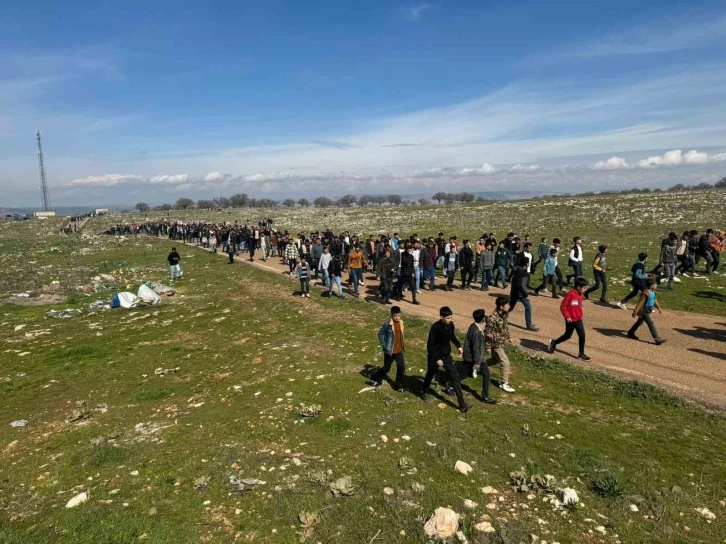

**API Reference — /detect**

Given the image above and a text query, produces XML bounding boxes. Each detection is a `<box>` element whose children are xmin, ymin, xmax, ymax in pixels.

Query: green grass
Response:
<box><xmin>1</xmin><ymin>215</ymin><xmax>725</xmax><ymax>543</ymax></box>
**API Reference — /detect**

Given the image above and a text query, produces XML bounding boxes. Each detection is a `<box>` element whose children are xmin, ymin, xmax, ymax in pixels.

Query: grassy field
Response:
<box><xmin>1</xmin><ymin>215</ymin><xmax>725</xmax><ymax>543</ymax></box>
<box><xmin>90</xmin><ymin>190</ymin><xmax>726</xmax><ymax>317</ymax></box>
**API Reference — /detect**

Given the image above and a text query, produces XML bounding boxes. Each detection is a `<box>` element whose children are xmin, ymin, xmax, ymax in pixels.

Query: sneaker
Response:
<box><xmin>413</xmin><ymin>300</ymin><xmax>421</xmax><ymax>305</ymax></box>
<box><xmin>599</xmin><ymin>299</ymin><xmax>608</xmax><ymax>304</ymax></box>
<box><xmin>626</xmin><ymin>333</ymin><xmax>639</xmax><ymax>340</ymax></box>
<box><xmin>578</xmin><ymin>354</ymin><xmax>591</xmax><ymax>361</ymax></box>
<box><xmin>547</xmin><ymin>339</ymin><xmax>556</xmax><ymax>353</ymax></box>
<box><xmin>459</xmin><ymin>402</ymin><xmax>473</xmax><ymax>413</ymax></box>
<box><xmin>306</xmin><ymin>294</ymin><xmax>311</xmax><ymax>298</ymax></box>
<box><xmin>681</xmin><ymin>273</ymin><xmax>690</xmax><ymax>278</ymax></box>
<box><xmin>655</xmin><ymin>337</ymin><xmax>667</xmax><ymax>345</ymax></box>
<box><xmin>500</xmin><ymin>383</ymin><xmax>516</xmax><ymax>393</ymax></box>
<box><xmin>616</xmin><ymin>302</ymin><xmax>627</xmax><ymax>310</ymax></box>
<box><xmin>420</xmin><ymin>392</ymin><xmax>435</xmax><ymax>403</ymax></box>
<box><xmin>527</xmin><ymin>326</ymin><xmax>540</xmax><ymax>332</ymax></box>
<box><xmin>481</xmin><ymin>397</ymin><xmax>497</xmax><ymax>405</ymax></box>
<box><xmin>300</xmin><ymin>293</ymin><xmax>305</xmax><ymax>297</ymax></box>
<box><xmin>552</xmin><ymin>294</ymin><xmax>560</xmax><ymax>299</ymax></box>
<box><xmin>368</xmin><ymin>380</ymin><xmax>381</xmax><ymax>387</ymax></box>
<box><xmin>360</xmin><ymin>280</ymin><xmax>365</xmax><ymax>285</ymax></box>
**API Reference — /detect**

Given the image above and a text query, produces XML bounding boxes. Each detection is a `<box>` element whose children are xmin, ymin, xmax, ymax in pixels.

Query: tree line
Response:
<box><xmin>134</xmin><ymin>177</ymin><xmax>726</xmax><ymax>212</ymax></box>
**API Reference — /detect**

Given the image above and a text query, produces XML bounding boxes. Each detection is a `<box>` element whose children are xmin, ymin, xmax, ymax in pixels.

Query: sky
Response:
<box><xmin>2</xmin><ymin>0</ymin><xmax>726</xmax><ymax>206</ymax></box>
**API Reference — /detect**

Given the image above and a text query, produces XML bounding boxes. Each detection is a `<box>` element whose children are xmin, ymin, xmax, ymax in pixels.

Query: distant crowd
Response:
<box><xmin>106</xmin><ymin>219</ymin><xmax>725</xmax><ymax>410</ymax></box>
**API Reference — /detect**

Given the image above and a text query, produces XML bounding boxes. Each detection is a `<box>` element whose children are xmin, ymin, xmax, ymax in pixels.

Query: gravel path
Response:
<box><xmin>189</xmin><ymin>244</ymin><xmax>726</xmax><ymax>410</ymax></box>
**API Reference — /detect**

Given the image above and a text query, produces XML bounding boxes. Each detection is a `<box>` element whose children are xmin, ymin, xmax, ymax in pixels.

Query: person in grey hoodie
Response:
<box><xmin>311</xmin><ymin>238</ymin><xmax>324</xmax><ymax>279</ymax></box>
<box><xmin>463</xmin><ymin>309</ymin><xmax>496</xmax><ymax>404</ymax></box>
<box><xmin>479</xmin><ymin>242</ymin><xmax>494</xmax><ymax>291</ymax></box>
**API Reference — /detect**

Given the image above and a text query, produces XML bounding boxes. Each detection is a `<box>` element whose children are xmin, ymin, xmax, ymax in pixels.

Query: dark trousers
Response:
<box><xmin>380</xmin><ymin>277</ymin><xmax>393</xmax><ymax>302</ymax></box>
<box><xmin>299</xmin><ymin>278</ymin><xmax>310</xmax><ymax>295</ymax></box>
<box><xmin>629</xmin><ymin>312</ymin><xmax>658</xmax><ymax>339</ymax></box>
<box><xmin>446</xmin><ymin>270</ymin><xmax>456</xmax><ymax>288</ymax></box>
<box><xmin>394</xmin><ymin>275</ymin><xmax>417</xmax><ymax>300</ymax></box>
<box><xmin>372</xmin><ymin>352</ymin><xmax>405</xmax><ymax>388</ymax></box>
<box><xmin>535</xmin><ymin>274</ymin><xmax>558</xmax><ymax>296</ymax></box>
<box><xmin>422</xmin><ymin>355</ymin><xmax>465</xmax><ymax>407</ymax></box>
<box><xmin>553</xmin><ymin>319</ymin><xmax>586</xmax><ymax>355</ymax></box>
<box><xmin>554</xmin><ymin>266</ymin><xmax>564</xmax><ymax>289</ymax></box>
<box><xmin>585</xmin><ymin>270</ymin><xmax>607</xmax><ymax>301</ymax></box>
<box><xmin>464</xmin><ymin>359</ymin><xmax>491</xmax><ymax>399</ymax></box>
<box><xmin>621</xmin><ymin>280</ymin><xmax>645</xmax><ymax>304</ymax></box>
<box><xmin>460</xmin><ymin>265</ymin><xmax>473</xmax><ymax>286</ymax></box>
<box><xmin>228</xmin><ymin>251</ymin><xmax>235</xmax><ymax>264</ymax></box>
<box><xmin>566</xmin><ymin>262</ymin><xmax>582</xmax><ymax>283</ymax></box>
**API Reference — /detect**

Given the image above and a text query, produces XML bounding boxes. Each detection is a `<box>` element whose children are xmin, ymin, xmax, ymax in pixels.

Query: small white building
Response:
<box><xmin>33</xmin><ymin>211</ymin><xmax>56</xmax><ymax>217</ymax></box>
<box><xmin>95</xmin><ymin>209</ymin><xmax>109</xmax><ymax>215</ymax></box>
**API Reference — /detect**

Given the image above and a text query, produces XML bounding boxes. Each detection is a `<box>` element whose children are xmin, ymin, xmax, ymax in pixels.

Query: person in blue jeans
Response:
<box><xmin>627</xmin><ymin>278</ymin><xmax>665</xmax><ymax>345</ymax></box>
<box><xmin>479</xmin><ymin>242</ymin><xmax>494</xmax><ymax>291</ymax></box>
<box><xmin>493</xmin><ymin>241</ymin><xmax>511</xmax><ymax>288</ymax></box>
<box><xmin>617</xmin><ymin>253</ymin><xmax>648</xmax><ymax>309</ymax></box>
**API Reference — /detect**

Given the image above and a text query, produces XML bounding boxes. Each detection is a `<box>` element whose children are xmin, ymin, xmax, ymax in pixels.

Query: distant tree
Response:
<box><xmin>694</xmin><ymin>182</ymin><xmax>713</xmax><ymax>190</ymax></box>
<box><xmin>432</xmin><ymin>191</ymin><xmax>447</xmax><ymax>204</ymax></box>
<box><xmin>371</xmin><ymin>195</ymin><xmax>386</xmax><ymax>206</ymax></box>
<box><xmin>388</xmin><ymin>194</ymin><xmax>402</xmax><ymax>206</ymax></box>
<box><xmin>196</xmin><ymin>199</ymin><xmax>215</xmax><ymax>209</ymax></box>
<box><xmin>258</xmin><ymin>198</ymin><xmax>278</xmax><ymax>208</ymax></box>
<box><xmin>134</xmin><ymin>202</ymin><xmax>150</xmax><ymax>212</ymax></box>
<box><xmin>174</xmin><ymin>197</ymin><xmax>194</xmax><ymax>210</ymax></box>
<box><xmin>314</xmin><ymin>196</ymin><xmax>334</xmax><ymax>208</ymax></box>
<box><xmin>652</xmin><ymin>187</ymin><xmax>663</xmax><ymax>192</ymax></box>
<box><xmin>282</xmin><ymin>198</ymin><xmax>296</xmax><ymax>207</ymax></box>
<box><xmin>229</xmin><ymin>193</ymin><xmax>249</xmax><ymax>208</ymax></box>
<box><xmin>297</xmin><ymin>198</ymin><xmax>310</xmax><ymax>207</ymax></box>
<box><xmin>418</xmin><ymin>197</ymin><xmax>430</xmax><ymax>205</ymax></box>
<box><xmin>715</xmin><ymin>177</ymin><xmax>726</xmax><ymax>188</ymax></box>
<box><xmin>459</xmin><ymin>192</ymin><xmax>475</xmax><ymax>203</ymax></box>
<box><xmin>443</xmin><ymin>193</ymin><xmax>456</xmax><ymax>204</ymax></box>
<box><xmin>358</xmin><ymin>195</ymin><xmax>373</xmax><ymax>207</ymax></box>
<box><xmin>214</xmin><ymin>197</ymin><xmax>231</xmax><ymax>208</ymax></box>
<box><xmin>154</xmin><ymin>203</ymin><xmax>173</xmax><ymax>211</ymax></box>
<box><xmin>336</xmin><ymin>194</ymin><xmax>357</xmax><ymax>207</ymax></box>
<box><xmin>121</xmin><ymin>209</ymin><xmax>131</xmax><ymax>214</ymax></box>
<box><xmin>475</xmin><ymin>196</ymin><xmax>487</xmax><ymax>202</ymax></box>
<box><xmin>667</xmin><ymin>183</ymin><xmax>686</xmax><ymax>192</ymax></box>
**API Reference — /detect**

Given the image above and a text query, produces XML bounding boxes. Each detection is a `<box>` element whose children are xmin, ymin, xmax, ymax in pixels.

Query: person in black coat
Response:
<box><xmin>393</xmin><ymin>244</ymin><xmax>419</xmax><ymax>304</ymax></box>
<box><xmin>509</xmin><ymin>253</ymin><xmax>539</xmax><ymax>332</ymax></box>
<box><xmin>421</xmin><ymin>306</ymin><xmax>471</xmax><ymax>413</ymax></box>
<box><xmin>459</xmin><ymin>240</ymin><xmax>475</xmax><ymax>290</ymax></box>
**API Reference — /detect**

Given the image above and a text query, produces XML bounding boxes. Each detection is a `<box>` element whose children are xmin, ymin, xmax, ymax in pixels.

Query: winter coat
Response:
<box><xmin>560</xmin><ymin>290</ymin><xmax>584</xmax><ymax>322</ymax></box>
<box><xmin>378</xmin><ymin>319</ymin><xmax>405</xmax><ymax>356</ymax></box>
<box><xmin>495</xmin><ymin>248</ymin><xmax>511</xmax><ymax>267</ymax></box>
<box><xmin>400</xmin><ymin>252</ymin><xmax>415</xmax><ymax>276</ymax></box>
<box><xmin>463</xmin><ymin>323</ymin><xmax>486</xmax><ymax>364</ymax></box>
<box><xmin>459</xmin><ymin>247</ymin><xmax>475</xmax><ymax>267</ymax></box>
<box><xmin>479</xmin><ymin>249</ymin><xmax>494</xmax><ymax>270</ymax></box>
<box><xmin>376</xmin><ymin>257</ymin><xmax>396</xmax><ymax>279</ymax></box>
<box><xmin>348</xmin><ymin>250</ymin><xmax>368</xmax><ymax>269</ymax></box>
<box><xmin>295</xmin><ymin>263</ymin><xmax>311</xmax><ymax>280</ymax></box>
<box><xmin>444</xmin><ymin>251</ymin><xmax>459</xmax><ymax>272</ymax></box>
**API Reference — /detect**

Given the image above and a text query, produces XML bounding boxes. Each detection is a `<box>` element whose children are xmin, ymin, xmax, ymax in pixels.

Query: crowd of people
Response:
<box><xmin>106</xmin><ymin>219</ymin><xmax>725</xmax><ymax>411</ymax></box>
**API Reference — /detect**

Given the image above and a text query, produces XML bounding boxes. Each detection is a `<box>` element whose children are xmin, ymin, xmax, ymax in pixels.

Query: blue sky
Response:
<box><xmin>2</xmin><ymin>0</ymin><xmax>726</xmax><ymax>205</ymax></box>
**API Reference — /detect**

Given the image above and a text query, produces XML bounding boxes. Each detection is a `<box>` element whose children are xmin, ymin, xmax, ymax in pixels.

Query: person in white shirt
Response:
<box><xmin>318</xmin><ymin>246</ymin><xmax>333</xmax><ymax>288</ymax></box>
<box><xmin>566</xmin><ymin>236</ymin><xmax>584</xmax><ymax>285</ymax></box>
<box><xmin>412</xmin><ymin>241</ymin><xmax>421</xmax><ymax>294</ymax></box>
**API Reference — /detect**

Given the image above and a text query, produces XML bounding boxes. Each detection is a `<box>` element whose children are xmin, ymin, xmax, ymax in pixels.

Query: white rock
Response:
<box><xmin>65</xmin><ymin>491</ymin><xmax>88</xmax><ymax>508</ymax></box>
<box><xmin>454</xmin><ymin>460</ymin><xmax>473</xmax><ymax>475</ymax></box>
<box><xmin>630</xmin><ymin>504</ymin><xmax>639</xmax><ymax>512</ymax></box>
<box><xmin>456</xmin><ymin>530</ymin><xmax>469</xmax><ymax>543</ymax></box>
<box><xmin>384</xmin><ymin>487</ymin><xmax>394</xmax><ymax>496</ymax></box>
<box><xmin>130</xmin><ymin>470</ymin><xmax>139</xmax><ymax>477</ymax></box>
<box><xmin>695</xmin><ymin>507</ymin><xmax>716</xmax><ymax>520</ymax></box>
<box><xmin>481</xmin><ymin>486</ymin><xmax>496</xmax><ymax>494</ymax></box>
<box><xmin>464</xmin><ymin>499</ymin><xmax>478</xmax><ymax>509</ymax></box>
<box><xmin>401</xmin><ymin>435</ymin><xmax>411</xmax><ymax>441</ymax></box>
<box><xmin>380</xmin><ymin>435</ymin><xmax>388</xmax><ymax>443</ymax></box>
<box><xmin>424</xmin><ymin>507</ymin><xmax>460</xmax><ymax>539</ymax></box>
<box><xmin>475</xmin><ymin>521</ymin><xmax>496</xmax><ymax>533</ymax></box>
<box><xmin>559</xmin><ymin>488</ymin><xmax>579</xmax><ymax>506</ymax></box>
<box><xmin>486</xmin><ymin>502</ymin><xmax>497</xmax><ymax>510</ymax></box>
<box><xmin>594</xmin><ymin>526</ymin><xmax>607</xmax><ymax>535</ymax></box>
<box><xmin>292</xmin><ymin>458</ymin><xmax>302</xmax><ymax>466</ymax></box>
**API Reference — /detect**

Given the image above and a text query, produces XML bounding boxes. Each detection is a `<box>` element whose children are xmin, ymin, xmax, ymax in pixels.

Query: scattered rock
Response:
<box><xmin>455</xmin><ymin>461</ymin><xmax>473</xmax><ymax>475</ymax></box>
<box><xmin>424</xmin><ymin>507</ymin><xmax>460</xmax><ymax>540</ymax></box>
<box><xmin>66</xmin><ymin>491</ymin><xmax>88</xmax><ymax>508</ymax></box>
<box><xmin>475</xmin><ymin>521</ymin><xmax>496</xmax><ymax>533</ymax></box>
<box><xmin>559</xmin><ymin>488</ymin><xmax>579</xmax><ymax>506</ymax></box>
<box><xmin>329</xmin><ymin>476</ymin><xmax>354</xmax><ymax>497</ymax></box>
<box><xmin>464</xmin><ymin>499</ymin><xmax>478</xmax><ymax>509</ymax></box>
<box><xmin>384</xmin><ymin>487</ymin><xmax>394</xmax><ymax>496</ymax></box>
<box><xmin>694</xmin><ymin>507</ymin><xmax>716</xmax><ymax>520</ymax></box>
<box><xmin>630</xmin><ymin>504</ymin><xmax>639</xmax><ymax>512</ymax></box>
<box><xmin>671</xmin><ymin>485</ymin><xmax>683</xmax><ymax>494</ymax></box>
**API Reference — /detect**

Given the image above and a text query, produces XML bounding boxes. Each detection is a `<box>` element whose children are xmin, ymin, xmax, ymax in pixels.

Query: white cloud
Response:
<box><xmin>509</xmin><ymin>163</ymin><xmax>541</xmax><ymax>172</ymax></box>
<box><xmin>68</xmin><ymin>173</ymin><xmax>144</xmax><ymax>186</ymax></box>
<box><xmin>404</xmin><ymin>3</ymin><xmax>432</xmax><ymax>22</ymax></box>
<box><xmin>203</xmin><ymin>172</ymin><xmax>224</xmax><ymax>182</ymax></box>
<box><xmin>637</xmin><ymin>149</ymin><xmax>726</xmax><ymax>168</ymax></box>
<box><xmin>458</xmin><ymin>163</ymin><xmax>498</xmax><ymax>176</ymax></box>
<box><xmin>591</xmin><ymin>156</ymin><xmax>631</xmax><ymax>170</ymax></box>
<box><xmin>149</xmin><ymin>173</ymin><xmax>189</xmax><ymax>184</ymax></box>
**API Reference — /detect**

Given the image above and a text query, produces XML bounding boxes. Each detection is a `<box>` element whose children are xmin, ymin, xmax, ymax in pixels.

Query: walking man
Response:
<box><xmin>548</xmin><ymin>278</ymin><xmax>591</xmax><ymax>360</ymax></box>
<box><xmin>421</xmin><ymin>306</ymin><xmax>472</xmax><ymax>413</ymax></box>
<box><xmin>168</xmin><ymin>247</ymin><xmax>181</xmax><ymax>281</ymax></box>
<box><xmin>463</xmin><ymin>309</ymin><xmax>496</xmax><ymax>404</ymax></box>
<box><xmin>376</xmin><ymin>247</ymin><xmax>396</xmax><ymax>304</ymax></box>
<box><xmin>486</xmin><ymin>296</ymin><xmax>516</xmax><ymax>393</ymax></box>
<box><xmin>370</xmin><ymin>306</ymin><xmax>406</xmax><ymax>391</ymax></box>
<box><xmin>584</xmin><ymin>245</ymin><xmax>608</xmax><ymax>302</ymax></box>
<box><xmin>347</xmin><ymin>243</ymin><xmax>369</xmax><ymax>297</ymax></box>
<box><xmin>509</xmin><ymin>254</ymin><xmax>539</xmax><ymax>332</ymax></box>
<box><xmin>627</xmin><ymin>278</ymin><xmax>666</xmax><ymax>345</ymax></box>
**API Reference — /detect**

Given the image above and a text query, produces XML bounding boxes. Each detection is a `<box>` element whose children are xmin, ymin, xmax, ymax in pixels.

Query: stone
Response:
<box><xmin>148</xmin><ymin>507</ymin><xmax>157</xmax><ymax>516</ymax></box>
<box><xmin>474</xmin><ymin>521</ymin><xmax>496</xmax><ymax>533</ymax></box>
<box><xmin>464</xmin><ymin>499</ymin><xmax>478</xmax><ymax>509</ymax></box>
<box><xmin>383</xmin><ymin>487</ymin><xmax>394</xmax><ymax>496</ymax></box>
<box><xmin>65</xmin><ymin>491</ymin><xmax>88</xmax><ymax>508</ymax></box>
<box><xmin>559</xmin><ymin>488</ymin><xmax>579</xmax><ymax>506</ymax></box>
<box><xmin>424</xmin><ymin>507</ymin><xmax>460</xmax><ymax>540</ymax></box>
<box><xmin>671</xmin><ymin>485</ymin><xmax>683</xmax><ymax>494</ymax></box>
<box><xmin>629</xmin><ymin>504</ymin><xmax>639</xmax><ymax>512</ymax></box>
<box><xmin>481</xmin><ymin>486</ymin><xmax>496</xmax><ymax>494</ymax></box>
<box><xmin>454</xmin><ymin>461</ymin><xmax>473</xmax><ymax>475</ymax></box>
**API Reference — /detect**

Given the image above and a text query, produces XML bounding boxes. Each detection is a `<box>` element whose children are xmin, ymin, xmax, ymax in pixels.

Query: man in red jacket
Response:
<box><xmin>548</xmin><ymin>277</ymin><xmax>591</xmax><ymax>361</ymax></box>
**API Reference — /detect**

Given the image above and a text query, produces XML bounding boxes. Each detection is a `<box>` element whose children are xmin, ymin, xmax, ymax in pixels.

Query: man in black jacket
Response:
<box><xmin>393</xmin><ymin>244</ymin><xmax>420</xmax><ymax>304</ymax></box>
<box><xmin>421</xmin><ymin>306</ymin><xmax>472</xmax><ymax>413</ymax></box>
<box><xmin>509</xmin><ymin>254</ymin><xmax>539</xmax><ymax>332</ymax></box>
<box><xmin>459</xmin><ymin>240</ymin><xmax>475</xmax><ymax>290</ymax></box>
<box><xmin>463</xmin><ymin>309</ymin><xmax>496</xmax><ymax>404</ymax></box>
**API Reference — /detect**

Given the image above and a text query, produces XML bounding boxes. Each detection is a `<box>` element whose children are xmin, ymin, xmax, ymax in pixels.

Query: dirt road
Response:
<box><xmin>187</xmin><ymin>244</ymin><xmax>726</xmax><ymax>410</ymax></box>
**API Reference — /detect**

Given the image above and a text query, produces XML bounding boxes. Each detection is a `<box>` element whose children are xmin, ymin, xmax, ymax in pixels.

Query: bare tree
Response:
<box><xmin>432</xmin><ymin>191</ymin><xmax>447</xmax><ymax>204</ymax></box>
<box><xmin>388</xmin><ymin>194</ymin><xmax>402</xmax><ymax>206</ymax></box>
<box><xmin>283</xmin><ymin>198</ymin><xmax>296</xmax><ymax>207</ymax></box>
<box><xmin>336</xmin><ymin>194</ymin><xmax>358</xmax><ymax>207</ymax></box>
<box><xmin>297</xmin><ymin>198</ymin><xmax>310</xmax><ymax>207</ymax></box>
<box><xmin>371</xmin><ymin>195</ymin><xmax>386</xmax><ymax>206</ymax></box>
<box><xmin>314</xmin><ymin>197</ymin><xmax>334</xmax><ymax>208</ymax></box>
<box><xmin>358</xmin><ymin>195</ymin><xmax>373</xmax><ymax>206</ymax></box>
<box><xmin>134</xmin><ymin>202</ymin><xmax>150</xmax><ymax>212</ymax></box>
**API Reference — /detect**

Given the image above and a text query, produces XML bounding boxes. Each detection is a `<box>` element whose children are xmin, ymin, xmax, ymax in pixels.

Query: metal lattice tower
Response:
<box><xmin>36</xmin><ymin>131</ymin><xmax>52</xmax><ymax>212</ymax></box>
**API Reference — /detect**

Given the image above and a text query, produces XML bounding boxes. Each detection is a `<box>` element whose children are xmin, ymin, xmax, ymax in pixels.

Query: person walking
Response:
<box><xmin>660</xmin><ymin>236</ymin><xmax>678</xmax><ymax>289</ymax></box>
<box><xmin>534</xmin><ymin>248</ymin><xmax>559</xmax><ymax>298</ymax></box>
<box><xmin>459</xmin><ymin>240</ymin><xmax>475</xmax><ymax>290</ymax></box>
<box><xmin>486</xmin><ymin>296</ymin><xmax>516</xmax><ymax>393</ymax></box>
<box><xmin>295</xmin><ymin>257</ymin><xmax>311</xmax><ymax>297</ymax></box>
<box><xmin>347</xmin><ymin>243</ymin><xmax>369</xmax><ymax>297</ymax></box>
<box><xmin>493</xmin><ymin>241</ymin><xmax>510</xmax><ymax>288</ymax></box>
<box><xmin>394</xmin><ymin>244</ymin><xmax>420</xmax><ymax>304</ymax></box>
<box><xmin>479</xmin><ymin>241</ymin><xmax>494</xmax><ymax>291</ymax></box>
<box><xmin>167</xmin><ymin>247</ymin><xmax>181</xmax><ymax>281</ymax></box>
<box><xmin>443</xmin><ymin>245</ymin><xmax>459</xmax><ymax>291</ymax></box>
<box><xmin>627</xmin><ymin>278</ymin><xmax>666</xmax><ymax>345</ymax></box>
<box><xmin>370</xmin><ymin>306</ymin><xmax>406</xmax><ymax>391</ymax></box>
<box><xmin>327</xmin><ymin>256</ymin><xmax>345</xmax><ymax>299</ymax></box>
<box><xmin>376</xmin><ymin>247</ymin><xmax>396</xmax><ymax>304</ymax></box>
<box><xmin>565</xmin><ymin>237</ymin><xmax>583</xmax><ymax>285</ymax></box>
<box><xmin>584</xmin><ymin>245</ymin><xmax>608</xmax><ymax>302</ymax></box>
<box><xmin>548</xmin><ymin>278</ymin><xmax>591</xmax><ymax>360</ymax></box>
<box><xmin>463</xmin><ymin>309</ymin><xmax>496</xmax><ymax>404</ymax></box>
<box><xmin>318</xmin><ymin>245</ymin><xmax>333</xmax><ymax>288</ymax></box>
<box><xmin>509</xmin><ymin>254</ymin><xmax>539</xmax><ymax>332</ymax></box>
<box><xmin>617</xmin><ymin>253</ymin><xmax>648</xmax><ymax>309</ymax></box>
<box><xmin>421</xmin><ymin>306</ymin><xmax>472</xmax><ymax>413</ymax></box>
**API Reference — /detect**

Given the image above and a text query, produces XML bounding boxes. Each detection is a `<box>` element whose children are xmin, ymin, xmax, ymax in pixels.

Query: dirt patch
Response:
<box><xmin>2</xmin><ymin>293</ymin><xmax>67</xmax><ymax>306</ymax></box>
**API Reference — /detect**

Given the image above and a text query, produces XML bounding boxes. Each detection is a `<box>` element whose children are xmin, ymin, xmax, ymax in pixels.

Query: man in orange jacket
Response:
<box><xmin>548</xmin><ymin>277</ymin><xmax>590</xmax><ymax>361</ymax></box>
<box><xmin>347</xmin><ymin>243</ymin><xmax>369</xmax><ymax>297</ymax></box>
